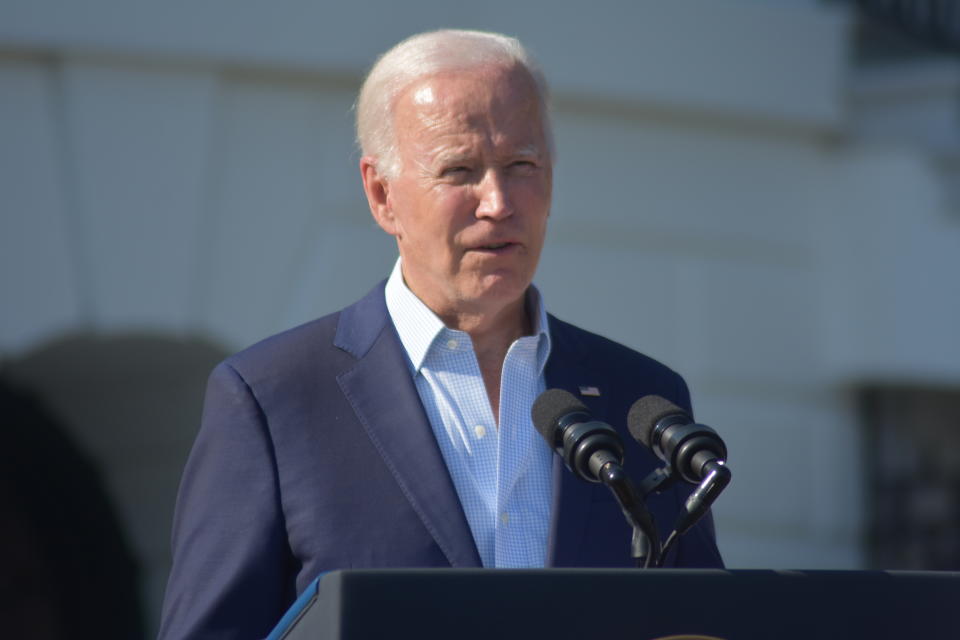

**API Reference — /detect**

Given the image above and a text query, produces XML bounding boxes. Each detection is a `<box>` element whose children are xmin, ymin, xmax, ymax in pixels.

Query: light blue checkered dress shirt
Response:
<box><xmin>384</xmin><ymin>259</ymin><xmax>554</xmax><ymax>568</ymax></box>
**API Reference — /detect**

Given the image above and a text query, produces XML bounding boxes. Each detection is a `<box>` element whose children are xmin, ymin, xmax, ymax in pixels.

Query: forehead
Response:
<box><xmin>392</xmin><ymin>65</ymin><xmax>546</xmax><ymax>155</ymax></box>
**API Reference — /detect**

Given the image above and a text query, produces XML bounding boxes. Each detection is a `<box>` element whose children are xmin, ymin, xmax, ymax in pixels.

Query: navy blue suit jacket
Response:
<box><xmin>159</xmin><ymin>283</ymin><xmax>723</xmax><ymax>639</ymax></box>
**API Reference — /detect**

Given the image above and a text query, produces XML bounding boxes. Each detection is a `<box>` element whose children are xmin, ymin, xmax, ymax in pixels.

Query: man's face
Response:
<box><xmin>366</xmin><ymin>65</ymin><xmax>552</xmax><ymax>323</ymax></box>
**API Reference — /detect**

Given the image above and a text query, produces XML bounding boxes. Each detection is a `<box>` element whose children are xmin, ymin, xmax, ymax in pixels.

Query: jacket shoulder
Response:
<box><xmin>224</xmin><ymin>311</ymin><xmax>342</xmax><ymax>380</ymax></box>
<box><xmin>221</xmin><ymin>281</ymin><xmax>390</xmax><ymax>385</ymax></box>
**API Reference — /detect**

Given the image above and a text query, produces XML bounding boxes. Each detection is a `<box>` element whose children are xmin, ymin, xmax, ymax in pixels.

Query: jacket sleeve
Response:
<box><xmin>158</xmin><ymin>361</ymin><xmax>296</xmax><ymax>639</ymax></box>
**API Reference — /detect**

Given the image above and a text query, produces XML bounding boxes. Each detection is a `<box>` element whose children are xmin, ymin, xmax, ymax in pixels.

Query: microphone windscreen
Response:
<box><xmin>531</xmin><ymin>388</ymin><xmax>587</xmax><ymax>442</ymax></box>
<box><xmin>627</xmin><ymin>395</ymin><xmax>690</xmax><ymax>447</ymax></box>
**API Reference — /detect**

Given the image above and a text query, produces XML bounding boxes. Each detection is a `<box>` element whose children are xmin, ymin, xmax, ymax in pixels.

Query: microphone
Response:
<box><xmin>531</xmin><ymin>388</ymin><xmax>623</xmax><ymax>483</ymax></box>
<box><xmin>627</xmin><ymin>395</ymin><xmax>731</xmax><ymax>541</ymax></box>
<box><xmin>627</xmin><ymin>395</ymin><xmax>728</xmax><ymax>485</ymax></box>
<box><xmin>532</xmin><ymin>388</ymin><xmax>660</xmax><ymax>566</ymax></box>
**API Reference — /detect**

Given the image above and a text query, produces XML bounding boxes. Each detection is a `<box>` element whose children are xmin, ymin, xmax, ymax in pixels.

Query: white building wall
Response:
<box><xmin>4</xmin><ymin>0</ymin><xmax>959</xmax><ymax>633</ymax></box>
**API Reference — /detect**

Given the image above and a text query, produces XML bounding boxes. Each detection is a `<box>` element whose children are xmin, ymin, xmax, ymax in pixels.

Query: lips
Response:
<box><xmin>471</xmin><ymin>240</ymin><xmax>519</xmax><ymax>252</ymax></box>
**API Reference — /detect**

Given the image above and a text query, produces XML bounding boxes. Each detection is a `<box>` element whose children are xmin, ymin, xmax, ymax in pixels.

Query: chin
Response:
<box><xmin>467</xmin><ymin>273</ymin><xmax>530</xmax><ymax>308</ymax></box>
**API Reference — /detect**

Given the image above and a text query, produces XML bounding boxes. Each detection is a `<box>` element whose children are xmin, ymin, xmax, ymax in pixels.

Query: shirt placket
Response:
<box><xmin>495</xmin><ymin>336</ymin><xmax>540</xmax><ymax>567</ymax></box>
<box><xmin>439</xmin><ymin>328</ymin><xmax>500</xmax><ymax>567</ymax></box>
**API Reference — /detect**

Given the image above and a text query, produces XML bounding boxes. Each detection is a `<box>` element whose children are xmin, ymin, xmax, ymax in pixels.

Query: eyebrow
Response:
<box><xmin>433</xmin><ymin>144</ymin><xmax>543</xmax><ymax>166</ymax></box>
<box><xmin>433</xmin><ymin>150</ymin><xmax>473</xmax><ymax>166</ymax></box>
<box><xmin>514</xmin><ymin>144</ymin><xmax>542</xmax><ymax>157</ymax></box>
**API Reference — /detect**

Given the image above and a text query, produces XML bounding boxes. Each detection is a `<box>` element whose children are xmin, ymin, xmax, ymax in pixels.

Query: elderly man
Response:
<box><xmin>159</xmin><ymin>29</ymin><xmax>722</xmax><ymax>639</ymax></box>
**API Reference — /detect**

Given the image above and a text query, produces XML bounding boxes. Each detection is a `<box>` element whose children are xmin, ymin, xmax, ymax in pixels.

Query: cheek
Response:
<box><xmin>436</xmin><ymin>185</ymin><xmax>477</xmax><ymax>210</ymax></box>
<box><xmin>513</xmin><ymin>175</ymin><xmax>551</xmax><ymax>209</ymax></box>
<box><xmin>398</xmin><ymin>202</ymin><xmax>461</xmax><ymax>251</ymax></box>
<box><xmin>432</xmin><ymin>190</ymin><xmax>478</xmax><ymax>231</ymax></box>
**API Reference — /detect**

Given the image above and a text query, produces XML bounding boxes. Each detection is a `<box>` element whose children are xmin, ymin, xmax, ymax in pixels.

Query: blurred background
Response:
<box><xmin>2</xmin><ymin>0</ymin><xmax>959</xmax><ymax>637</ymax></box>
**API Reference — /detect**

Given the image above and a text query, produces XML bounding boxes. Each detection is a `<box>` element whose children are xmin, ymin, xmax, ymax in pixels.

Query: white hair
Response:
<box><xmin>356</xmin><ymin>29</ymin><xmax>553</xmax><ymax>178</ymax></box>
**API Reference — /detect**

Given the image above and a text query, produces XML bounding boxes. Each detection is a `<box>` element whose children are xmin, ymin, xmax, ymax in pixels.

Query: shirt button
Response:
<box><xmin>500</xmin><ymin>512</ymin><xmax>510</xmax><ymax>525</ymax></box>
<box><xmin>474</xmin><ymin>425</ymin><xmax>486</xmax><ymax>439</ymax></box>
<box><xmin>446</xmin><ymin>338</ymin><xmax>458</xmax><ymax>350</ymax></box>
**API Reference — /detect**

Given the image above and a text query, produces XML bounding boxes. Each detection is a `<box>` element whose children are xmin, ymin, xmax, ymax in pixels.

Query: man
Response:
<box><xmin>159</xmin><ymin>29</ymin><xmax>722</xmax><ymax>639</ymax></box>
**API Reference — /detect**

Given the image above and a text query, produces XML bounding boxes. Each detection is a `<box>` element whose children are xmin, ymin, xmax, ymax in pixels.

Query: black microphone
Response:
<box><xmin>627</xmin><ymin>395</ymin><xmax>731</xmax><ymax>542</ymax></box>
<box><xmin>532</xmin><ymin>388</ymin><xmax>660</xmax><ymax>566</ymax></box>
<box><xmin>531</xmin><ymin>388</ymin><xmax>624</xmax><ymax>483</ymax></box>
<box><xmin>627</xmin><ymin>395</ymin><xmax>728</xmax><ymax>485</ymax></box>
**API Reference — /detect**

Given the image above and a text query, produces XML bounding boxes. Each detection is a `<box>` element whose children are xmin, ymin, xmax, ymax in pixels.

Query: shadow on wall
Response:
<box><xmin>0</xmin><ymin>378</ymin><xmax>142</xmax><ymax>639</ymax></box>
<box><xmin>0</xmin><ymin>333</ymin><xmax>229</xmax><ymax>638</ymax></box>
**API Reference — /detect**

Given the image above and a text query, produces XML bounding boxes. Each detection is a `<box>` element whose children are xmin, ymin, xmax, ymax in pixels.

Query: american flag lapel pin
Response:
<box><xmin>578</xmin><ymin>385</ymin><xmax>601</xmax><ymax>397</ymax></box>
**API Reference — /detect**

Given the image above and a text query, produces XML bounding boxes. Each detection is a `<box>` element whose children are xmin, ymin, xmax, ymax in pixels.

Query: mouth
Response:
<box><xmin>472</xmin><ymin>240</ymin><xmax>520</xmax><ymax>253</ymax></box>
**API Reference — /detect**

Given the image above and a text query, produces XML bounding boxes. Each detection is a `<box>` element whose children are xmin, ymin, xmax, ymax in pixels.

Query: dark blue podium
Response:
<box><xmin>268</xmin><ymin>568</ymin><xmax>959</xmax><ymax>640</ymax></box>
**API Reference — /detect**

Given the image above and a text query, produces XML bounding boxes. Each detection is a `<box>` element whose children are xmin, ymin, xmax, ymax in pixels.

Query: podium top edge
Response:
<box><xmin>317</xmin><ymin>568</ymin><xmax>960</xmax><ymax>580</ymax></box>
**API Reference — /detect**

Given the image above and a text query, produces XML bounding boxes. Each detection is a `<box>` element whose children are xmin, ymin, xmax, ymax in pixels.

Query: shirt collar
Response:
<box><xmin>384</xmin><ymin>257</ymin><xmax>552</xmax><ymax>373</ymax></box>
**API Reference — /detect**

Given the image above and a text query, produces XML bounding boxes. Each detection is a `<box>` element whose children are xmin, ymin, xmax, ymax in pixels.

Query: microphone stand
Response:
<box><xmin>636</xmin><ymin>461</ymin><xmax>731</xmax><ymax>568</ymax></box>
<box><xmin>590</xmin><ymin>452</ymin><xmax>661</xmax><ymax>568</ymax></box>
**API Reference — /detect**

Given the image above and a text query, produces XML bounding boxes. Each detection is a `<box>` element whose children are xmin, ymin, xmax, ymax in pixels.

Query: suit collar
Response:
<box><xmin>333</xmin><ymin>280</ymin><xmax>391</xmax><ymax>359</ymax></box>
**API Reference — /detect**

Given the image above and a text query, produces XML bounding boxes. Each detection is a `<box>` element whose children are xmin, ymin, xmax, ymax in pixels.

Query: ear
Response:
<box><xmin>360</xmin><ymin>156</ymin><xmax>399</xmax><ymax>236</ymax></box>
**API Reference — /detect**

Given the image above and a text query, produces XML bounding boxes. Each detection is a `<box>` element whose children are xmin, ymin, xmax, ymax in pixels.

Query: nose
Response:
<box><xmin>475</xmin><ymin>169</ymin><xmax>513</xmax><ymax>220</ymax></box>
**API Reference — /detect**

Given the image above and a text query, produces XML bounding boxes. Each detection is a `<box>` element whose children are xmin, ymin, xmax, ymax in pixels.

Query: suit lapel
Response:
<box><xmin>543</xmin><ymin>314</ymin><xmax>602</xmax><ymax>567</ymax></box>
<box><xmin>332</xmin><ymin>291</ymin><xmax>603</xmax><ymax>568</ymax></box>
<box><xmin>334</xmin><ymin>284</ymin><xmax>481</xmax><ymax>568</ymax></box>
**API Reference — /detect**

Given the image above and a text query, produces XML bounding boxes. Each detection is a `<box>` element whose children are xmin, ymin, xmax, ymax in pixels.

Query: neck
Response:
<box><xmin>439</xmin><ymin>294</ymin><xmax>531</xmax><ymax>354</ymax></box>
<box><xmin>439</xmin><ymin>294</ymin><xmax>533</xmax><ymax>425</ymax></box>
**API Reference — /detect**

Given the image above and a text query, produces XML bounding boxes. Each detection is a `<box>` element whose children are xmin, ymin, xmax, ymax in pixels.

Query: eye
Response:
<box><xmin>508</xmin><ymin>159</ymin><xmax>538</xmax><ymax>175</ymax></box>
<box><xmin>440</xmin><ymin>165</ymin><xmax>473</xmax><ymax>182</ymax></box>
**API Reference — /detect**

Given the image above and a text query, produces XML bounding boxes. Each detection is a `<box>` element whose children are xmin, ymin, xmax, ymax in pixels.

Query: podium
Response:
<box><xmin>268</xmin><ymin>568</ymin><xmax>959</xmax><ymax>640</ymax></box>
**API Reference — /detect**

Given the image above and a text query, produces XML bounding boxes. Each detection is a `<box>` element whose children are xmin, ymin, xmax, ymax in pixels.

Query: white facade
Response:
<box><xmin>3</xmin><ymin>0</ymin><xmax>959</xmax><ymax>634</ymax></box>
